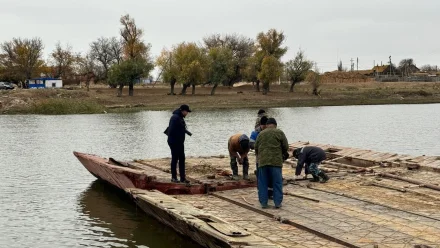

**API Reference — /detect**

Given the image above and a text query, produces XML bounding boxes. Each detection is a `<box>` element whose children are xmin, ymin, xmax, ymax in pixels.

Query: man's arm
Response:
<box><xmin>281</xmin><ymin>132</ymin><xmax>289</xmax><ymax>161</ymax></box>
<box><xmin>295</xmin><ymin>154</ymin><xmax>306</xmax><ymax>176</ymax></box>
<box><xmin>254</xmin><ymin>135</ymin><xmax>260</xmax><ymax>156</ymax></box>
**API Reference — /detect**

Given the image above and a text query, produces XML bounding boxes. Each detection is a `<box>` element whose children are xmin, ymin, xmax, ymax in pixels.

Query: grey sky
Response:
<box><xmin>1</xmin><ymin>0</ymin><xmax>439</xmax><ymax>73</ymax></box>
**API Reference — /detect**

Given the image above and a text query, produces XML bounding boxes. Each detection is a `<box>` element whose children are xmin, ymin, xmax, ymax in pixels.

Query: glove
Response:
<box><xmin>187</xmin><ymin>131</ymin><xmax>192</xmax><ymax>136</ymax></box>
<box><xmin>282</xmin><ymin>152</ymin><xmax>289</xmax><ymax>161</ymax></box>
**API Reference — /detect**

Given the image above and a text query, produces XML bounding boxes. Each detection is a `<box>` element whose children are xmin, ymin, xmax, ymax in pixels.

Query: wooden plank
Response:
<box><xmin>130</xmin><ymin>189</ymin><xmax>281</xmax><ymax>248</ymax></box>
<box><xmin>207</xmin><ymin>222</ymin><xmax>250</xmax><ymax>237</ymax></box>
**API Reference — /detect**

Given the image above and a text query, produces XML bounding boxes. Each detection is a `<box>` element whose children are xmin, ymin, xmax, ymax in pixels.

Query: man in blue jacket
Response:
<box><xmin>166</xmin><ymin>104</ymin><xmax>192</xmax><ymax>183</ymax></box>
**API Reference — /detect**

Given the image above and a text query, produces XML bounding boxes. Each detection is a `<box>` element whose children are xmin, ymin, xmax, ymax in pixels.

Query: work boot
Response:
<box><xmin>232</xmin><ymin>174</ymin><xmax>240</xmax><ymax>180</ymax></box>
<box><xmin>318</xmin><ymin>171</ymin><xmax>329</xmax><ymax>183</ymax></box>
<box><xmin>310</xmin><ymin>175</ymin><xmax>320</xmax><ymax>182</ymax></box>
<box><xmin>243</xmin><ymin>175</ymin><xmax>249</xmax><ymax>180</ymax></box>
<box><xmin>171</xmin><ymin>178</ymin><xmax>179</xmax><ymax>183</ymax></box>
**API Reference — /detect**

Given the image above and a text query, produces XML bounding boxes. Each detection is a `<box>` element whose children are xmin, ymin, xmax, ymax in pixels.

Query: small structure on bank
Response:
<box><xmin>27</xmin><ymin>77</ymin><xmax>63</xmax><ymax>89</ymax></box>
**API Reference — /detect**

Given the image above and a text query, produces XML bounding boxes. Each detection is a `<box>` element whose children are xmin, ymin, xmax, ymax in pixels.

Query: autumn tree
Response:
<box><xmin>285</xmin><ymin>50</ymin><xmax>313</xmax><ymax>92</ymax></box>
<box><xmin>156</xmin><ymin>47</ymin><xmax>179</xmax><ymax>95</ymax></box>
<box><xmin>90</xmin><ymin>37</ymin><xmax>123</xmax><ymax>81</ymax></box>
<box><xmin>119</xmin><ymin>14</ymin><xmax>152</xmax><ymax>96</ymax></box>
<box><xmin>258</xmin><ymin>56</ymin><xmax>282</xmax><ymax>95</ymax></box>
<box><xmin>108</xmin><ymin>58</ymin><xmax>153</xmax><ymax>97</ymax></box>
<box><xmin>174</xmin><ymin>42</ymin><xmax>207</xmax><ymax>95</ymax></box>
<box><xmin>0</xmin><ymin>37</ymin><xmax>44</xmax><ymax>86</ymax></box>
<box><xmin>254</xmin><ymin>29</ymin><xmax>287</xmax><ymax>94</ymax></box>
<box><xmin>203</xmin><ymin>34</ymin><xmax>254</xmax><ymax>87</ymax></box>
<box><xmin>207</xmin><ymin>47</ymin><xmax>234</xmax><ymax>95</ymax></box>
<box><xmin>307</xmin><ymin>65</ymin><xmax>321</xmax><ymax>96</ymax></box>
<box><xmin>51</xmin><ymin>42</ymin><xmax>77</xmax><ymax>79</ymax></box>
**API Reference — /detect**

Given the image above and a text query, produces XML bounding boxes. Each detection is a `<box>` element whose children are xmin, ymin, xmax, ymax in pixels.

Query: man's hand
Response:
<box><xmin>283</xmin><ymin>152</ymin><xmax>289</xmax><ymax>161</ymax></box>
<box><xmin>291</xmin><ymin>163</ymin><xmax>295</xmax><ymax>169</ymax></box>
<box><xmin>187</xmin><ymin>131</ymin><xmax>192</xmax><ymax>136</ymax></box>
<box><xmin>238</xmin><ymin>158</ymin><xmax>243</xmax><ymax>165</ymax></box>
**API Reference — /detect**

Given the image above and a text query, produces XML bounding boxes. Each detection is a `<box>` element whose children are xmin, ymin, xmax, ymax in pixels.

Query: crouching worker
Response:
<box><xmin>228</xmin><ymin>134</ymin><xmax>250</xmax><ymax>180</ymax></box>
<box><xmin>292</xmin><ymin>146</ymin><xmax>329</xmax><ymax>183</ymax></box>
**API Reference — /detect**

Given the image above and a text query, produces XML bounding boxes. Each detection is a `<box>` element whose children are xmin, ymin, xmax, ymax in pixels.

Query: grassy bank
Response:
<box><xmin>1</xmin><ymin>82</ymin><xmax>440</xmax><ymax>114</ymax></box>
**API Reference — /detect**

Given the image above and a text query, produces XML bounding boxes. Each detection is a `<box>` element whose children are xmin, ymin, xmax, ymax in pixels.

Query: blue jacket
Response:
<box><xmin>249</xmin><ymin>130</ymin><xmax>259</xmax><ymax>149</ymax></box>
<box><xmin>166</xmin><ymin>109</ymin><xmax>190</xmax><ymax>144</ymax></box>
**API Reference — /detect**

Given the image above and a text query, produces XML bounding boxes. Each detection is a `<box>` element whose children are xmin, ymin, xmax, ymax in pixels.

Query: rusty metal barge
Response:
<box><xmin>74</xmin><ymin>141</ymin><xmax>440</xmax><ymax>248</ymax></box>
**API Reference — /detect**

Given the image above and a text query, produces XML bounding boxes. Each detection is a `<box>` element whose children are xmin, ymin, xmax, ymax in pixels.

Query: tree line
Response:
<box><xmin>0</xmin><ymin>13</ymin><xmax>337</xmax><ymax>96</ymax></box>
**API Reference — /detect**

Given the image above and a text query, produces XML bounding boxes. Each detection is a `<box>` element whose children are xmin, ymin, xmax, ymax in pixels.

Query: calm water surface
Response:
<box><xmin>1</xmin><ymin>104</ymin><xmax>439</xmax><ymax>248</ymax></box>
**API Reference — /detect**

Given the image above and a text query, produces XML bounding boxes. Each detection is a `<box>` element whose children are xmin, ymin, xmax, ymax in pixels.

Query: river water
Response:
<box><xmin>1</xmin><ymin>104</ymin><xmax>439</xmax><ymax>248</ymax></box>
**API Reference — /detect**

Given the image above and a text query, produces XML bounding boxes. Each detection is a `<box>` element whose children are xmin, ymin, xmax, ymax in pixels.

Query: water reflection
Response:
<box><xmin>78</xmin><ymin>180</ymin><xmax>202</xmax><ymax>248</ymax></box>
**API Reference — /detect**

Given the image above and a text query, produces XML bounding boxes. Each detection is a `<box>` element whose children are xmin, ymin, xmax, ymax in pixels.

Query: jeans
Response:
<box><xmin>256</xmin><ymin>164</ymin><xmax>273</xmax><ymax>198</ymax></box>
<box><xmin>168</xmin><ymin>142</ymin><xmax>186</xmax><ymax>181</ymax></box>
<box><xmin>257</xmin><ymin>166</ymin><xmax>283</xmax><ymax>207</ymax></box>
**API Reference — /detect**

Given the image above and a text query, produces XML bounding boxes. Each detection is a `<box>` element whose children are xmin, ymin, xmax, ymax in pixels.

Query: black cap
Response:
<box><xmin>260</xmin><ymin>116</ymin><xmax>268</xmax><ymax>125</ymax></box>
<box><xmin>266</xmin><ymin>118</ymin><xmax>277</xmax><ymax>125</ymax></box>
<box><xmin>180</xmin><ymin>104</ymin><xmax>192</xmax><ymax>112</ymax></box>
<box><xmin>258</xmin><ymin>109</ymin><xmax>266</xmax><ymax>115</ymax></box>
<box><xmin>292</xmin><ymin>148</ymin><xmax>301</xmax><ymax>158</ymax></box>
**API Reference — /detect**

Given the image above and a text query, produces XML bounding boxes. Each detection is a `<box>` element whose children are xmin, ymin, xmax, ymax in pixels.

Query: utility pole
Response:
<box><xmin>350</xmin><ymin>58</ymin><xmax>354</xmax><ymax>72</ymax></box>
<box><xmin>389</xmin><ymin>56</ymin><xmax>393</xmax><ymax>75</ymax></box>
<box><xmin>357</xmin><ymin>57</ymin><xmax>359</xmax><ymax>71</ymax></box>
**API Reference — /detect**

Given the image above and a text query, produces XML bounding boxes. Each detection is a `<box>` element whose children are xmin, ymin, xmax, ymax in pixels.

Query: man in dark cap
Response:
<box><xmin>228</xmin><ymin>134</ymin><xmax>251</xmax><ymax>180</ymax></box>
<box><xmin>292</xmin><ymin>146</ymin><xmax>329</xmax><ymax>183</ymax></box>
<box><xmin>165</xmin><ymin>104</ymin><xmax>192</xmax><ymax>183</ymax></box>
<box><xmin>254</xmin><ymin>109</ymin><xmax>268</xmax><ymax>131</ymax></box>
<box><xmin>254</xmin><ymin>118</ymin><xmax>289</xmax><ymax>208</ymax></box>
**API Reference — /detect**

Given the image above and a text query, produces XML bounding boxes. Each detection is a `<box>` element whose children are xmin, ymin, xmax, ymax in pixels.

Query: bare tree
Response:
<box><xmin>51</xmin><ymin>41</ymin><xmax>76</xmax><ymax>79</ymax></box>
<box><xmin>398</xmin><ymin>58</ymin><xmax>417</xmax><ymax>77</ymax></box>
<box><xmin>78</xmin><ymin>53</ymin><xmax>96</xmax><ymax>91</ymax></box>
<box><xmin>110</xmin><ymin>37</ymin><xmax>123</xmax><ymax>64</ymax></box>
<box><xmin>285</xmin><ymin>50</ymin><xmax>313</xmax><ymax>92</ymax></box>
<box><xmin>337</xmin><ymin>60</ymin><xmax>343</xmax><ymax>71</ymax></box>
<box><xmin>421</xmin><ymin>64</ymin><xmax>438</xmax><ymax>73</ymax></box>
<box><xmin>90</xmin><ymin>37</ymin><xmax>113</xmax><ymax>80</ymax></box>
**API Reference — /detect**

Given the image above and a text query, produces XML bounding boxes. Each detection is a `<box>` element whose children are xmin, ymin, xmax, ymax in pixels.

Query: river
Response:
<box><xmin>1</xmin><ymin>104</ymin><xmax>439</xmax><ymax>247</ymax></box>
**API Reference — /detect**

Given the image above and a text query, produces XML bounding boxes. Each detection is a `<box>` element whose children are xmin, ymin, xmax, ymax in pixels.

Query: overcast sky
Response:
<box><xmin>1</xmin><ymin>0</ymin><xmax>439</xmax><ymax>73</ymax></box>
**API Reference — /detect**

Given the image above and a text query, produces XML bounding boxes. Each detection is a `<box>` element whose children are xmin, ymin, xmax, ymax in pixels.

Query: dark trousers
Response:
<box><xmin>230</xmin><ymin>157</ymin><xmax>249</xmax><ymax>176</ymax></box>
<box><xmin>168</xmin><ymin>142</ymin><xmax>186</xmax><ymax>181</ymax></box>
<box><xmin>257</xmin><ymin>166</ymin><xmax>283</xmax><ymax>207</ymax></box>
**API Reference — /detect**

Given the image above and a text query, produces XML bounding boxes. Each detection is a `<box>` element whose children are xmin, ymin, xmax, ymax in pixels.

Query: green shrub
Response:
<box><xmin>31</xmin><ymin>99</ymin><xmax>105</xmax><ymax>114</ymax></box>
